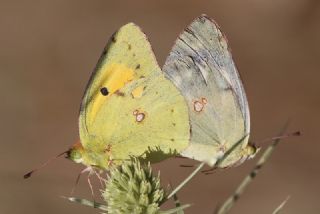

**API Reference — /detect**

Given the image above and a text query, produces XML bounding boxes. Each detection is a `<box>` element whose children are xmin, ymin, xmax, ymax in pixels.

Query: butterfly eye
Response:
<box><xmin>100</xmin><ymin>87</ymin><xmax>109</xmax><ymax>96</ymax></box>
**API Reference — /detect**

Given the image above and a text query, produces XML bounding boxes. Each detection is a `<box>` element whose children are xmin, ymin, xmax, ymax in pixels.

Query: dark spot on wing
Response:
<box><xmin>100</xmin><ymin>87</ymin><xmax>109</xmax><ymax>96</ymax></box>
<box><xmin>136</xmin><ymin>64</ymin><xmax>140</xmax><ymax>69</ymax></box>
<box><xmin>172</xmin><ymin>123</ymin><xmax>176</xmax><ymax>126</ymax></box>
<box><xmin>128</xmin><ymin>44</ymin><xmax>132</xmax><ymax>50</ymax></box>
<box><xmin>111</xmin><ymin>36</ymin><xmax>116</xmax><ymax>43</ymax></box>
<box><xmin>170</xmin><ymin>138</ymin><xmax>175</xmax><ymax>142</ymax></box>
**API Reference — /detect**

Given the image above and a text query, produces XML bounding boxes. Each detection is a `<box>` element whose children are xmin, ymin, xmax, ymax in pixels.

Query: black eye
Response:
<box><xmin>100</xmin><ymin>87</ymin><xmax>109</xmax><ymax>96</ymax></box>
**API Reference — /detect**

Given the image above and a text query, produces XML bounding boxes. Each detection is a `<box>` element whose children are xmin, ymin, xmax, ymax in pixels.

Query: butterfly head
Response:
<box><xmin>244</xmin><ymin>143</ymin><xmax>260</xmax><ymax>160</ymax></box>
<box><xmin>67</xmin><ymin>141</ymin><xmax>113</xmax><ymax>169</ymax></box>
<box><xmin>67</xmin><ymin>141</ymin><xmax>85</xmax><ymax>164</ymax></box>
<box><xmin>225</xmin><ymin>143</ymin><xmax>260</xmax><ymax>168</ymax></box>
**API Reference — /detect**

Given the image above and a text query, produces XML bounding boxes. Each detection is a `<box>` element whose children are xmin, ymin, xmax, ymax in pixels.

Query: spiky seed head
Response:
<box><xmin>103</xmin><ymin>158</ymin><xmax>165</xmax><ymax>214</ymax></box>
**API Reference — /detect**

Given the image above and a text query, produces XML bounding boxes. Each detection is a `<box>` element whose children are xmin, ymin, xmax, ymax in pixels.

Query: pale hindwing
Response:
<box><xmin>163</xmin><ymin>15</ymin><xmax>250</xmax><ymax>167</ymax></box>
<box><xmin>79</xmin><ymin>23</ymin><xmax>190</xmax><ymax>164</ymax></box>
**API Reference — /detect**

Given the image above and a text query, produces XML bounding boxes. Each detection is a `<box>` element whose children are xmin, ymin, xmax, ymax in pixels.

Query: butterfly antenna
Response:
<box><xmin>253</xmin><ymin>131</ymin><xmax>301</xmax><ymax>146</ymax></box>
<box><xmin>23</xmin><ymin>150</ymin><xmax>69</xmax><ymax>179</ymax></box>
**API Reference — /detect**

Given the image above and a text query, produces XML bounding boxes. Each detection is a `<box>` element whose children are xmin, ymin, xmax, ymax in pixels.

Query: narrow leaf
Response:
<box><xmin>272</xmin><ymin>196</ymin><xmax>290</xmax><ymax>214</ymax></box>
<box><xmin>62</xmin><ymin>196</ymin><xmax>108</xmax><ymax>211</ymax></box>
<box><xmin>159</xmin><ymin>204</ymin><xmax>191</xmax><ymax>214</ymax></box>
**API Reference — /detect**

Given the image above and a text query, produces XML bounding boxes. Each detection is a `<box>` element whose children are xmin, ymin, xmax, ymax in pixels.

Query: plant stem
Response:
<box><xmin>215</xmin><ymin>123</ymin><xmax>290</xmax><ymax>214</ymax></box>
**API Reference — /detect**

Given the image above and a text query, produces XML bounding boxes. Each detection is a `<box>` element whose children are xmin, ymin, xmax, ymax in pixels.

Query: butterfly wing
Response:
<box><xmin>79</xmin><ymin>23</ymin><xmax>190</xmax><ymax>168</ymax></box>
<box><xmin>163</xmin><ymin>15</ymin><xmax>250</xmax><ymax>167</ymax></box>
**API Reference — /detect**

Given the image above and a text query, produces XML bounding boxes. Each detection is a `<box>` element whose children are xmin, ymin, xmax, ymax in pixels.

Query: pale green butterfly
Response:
<box><xmin>163</xmin><ymin>14</ymin><xmax>258</xmax><ymax>168</ymax></box>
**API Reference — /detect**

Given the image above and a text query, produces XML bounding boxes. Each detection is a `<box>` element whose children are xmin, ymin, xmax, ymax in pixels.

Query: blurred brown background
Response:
<box><xmin>1</xmin><ymin>0</ymin><xmax>319</xmax><ymax>213</ymax></box>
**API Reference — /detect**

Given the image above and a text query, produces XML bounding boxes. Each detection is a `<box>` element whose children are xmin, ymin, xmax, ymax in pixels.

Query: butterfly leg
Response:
<box><xmin>179</xmin><ymin>164</ymin><xmax>195</xmax><ymax>167</ymax></box>
<box><xmin>175</xmin><ymin>155</ymin><xmax>195</xmax><ymax>167</ymax></box>
<box><xmin>87</xmin><ymin>173</ymin><xmax>95</xmax><ymax>200</ymax></box>
<box><xmin>174</xmin><ymin>155</ymin><xmax>188</xmax><ymax>159</ymax></box>
<box><xmin>201</xmin><ymin>167</ymin><xmax>218</xmax><ymax>175</ymax></box>
<box><xmin>93</xmin><ymin>169</ymin><xmax>105</xmax><ymax>188</ymax></box>
<box><xmin>179</xmin><ymin>165</ymin><xmax>217</xmax><ymax>174</ymax></box>
<box><xmin>71</xmin><ymin>166</ymin><xmax>92</xmax><ymax>195</ymax></box>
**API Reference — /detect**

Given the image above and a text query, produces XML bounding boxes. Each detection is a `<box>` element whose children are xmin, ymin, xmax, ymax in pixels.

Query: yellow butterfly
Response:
<box><xmin>163</xmin><ymin>14</ymin><xmax>258</xmax><ymax>168</ymax></box>
<box><xmin>66</xmin><ymin>23</ymin><xmax>190</xmax><ymax>169</ymax></box>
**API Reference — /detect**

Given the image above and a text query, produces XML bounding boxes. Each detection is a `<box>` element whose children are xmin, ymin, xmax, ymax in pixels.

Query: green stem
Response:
<box><xmin>215</xmin><ymin>123</ymin><xmax>290</xmax><ymax>214</ymax></box>
<box><xmin>167</xmin><ymin>162</ymin><xmax>205</xmax><ymax>199</ymax></box>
